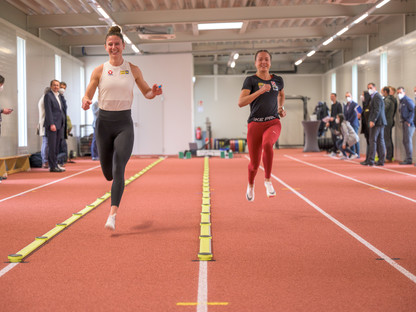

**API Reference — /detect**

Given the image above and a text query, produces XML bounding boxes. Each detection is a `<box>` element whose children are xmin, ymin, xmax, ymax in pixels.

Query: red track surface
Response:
<box><xmin>1</xmin><ymin>150</ymin><xmax>416</xmax><ymax>311</ymax></box>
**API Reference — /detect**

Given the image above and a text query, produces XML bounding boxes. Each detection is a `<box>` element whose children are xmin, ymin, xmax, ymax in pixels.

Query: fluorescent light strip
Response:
<box><xmin>336</xmin><ymin>27</ymin><xmax>349</xmax><ymax>36</ymax></box>
<box><xmin>376</xmin><ymin>0</ymin><xmax>390</xmax><ymax>8</ymax></box>
<box><xmin>353</xmin><ymin>13</ymin><xmax>369</xmax><ymax>24</ymax></box>
<box><xmin>131</xmin><ymin>45</ymin><xmax>140</xmax><ymax>54</ymax></box>
<box><xmin>295</xmin><ymin>59</ymin><xmax>303</xmax><ymax>66</ymax></box>
<box><xmin>97</xmin><ymin>6</ymin><xmax>110</xmax><ymax>19</ymax></box>
<box><xmin>323</xmin><ymin>37</ymin><xmax>334</xmax><ymax>46</ymax></box>
<box><xmin>198</xmin><ymin>22</ymin><xmax>243</xmax><ymax>30</ymax></box>
<box><xmin>307</xmin><ymin>50</ymin><xmax>316</xmax><ymax>57</ymax></box>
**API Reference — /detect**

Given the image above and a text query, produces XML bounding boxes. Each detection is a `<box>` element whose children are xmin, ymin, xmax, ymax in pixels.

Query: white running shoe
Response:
<box><xmin>264</xmin><ymin>181</ymin><xmax>276</xmax><ymax>197</ymax></box>
<box><xmin>349</xmin><ymin>153</ymin><xmax>358</xmax><ymax>159</ymax></box>
<box><xmin>340</xmin><ymin>156</ymin><xmax>348</xmax><ymax>160</ymax></box>
<box><xmin>246</xmin><ymin>184</ymin><xmax>254</xmax><ymax>202</ymax></box>
<box><xmin>105</xmin><ymin>214</ymin><xmax>116</xmax><ymax>231</ymax></box>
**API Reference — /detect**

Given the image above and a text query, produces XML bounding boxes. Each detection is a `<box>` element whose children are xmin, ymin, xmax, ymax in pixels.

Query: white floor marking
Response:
<box><xmin>197</xmin><ymin>260</ymin><xmax>208</xmax><ymax>312</ymax></box>
<box><xmin>0</xmin><ymin>263</ymin><xmax>19</xmax><ymax>278</ymax></box>
<box><xmin>245</xmin><ymin>155</ymin><xmax>416</xmax><ymax>284</ymax></box>
<box><xmin>284</xmin><ymin>155</ymin><xmax>416</xmax><ymax>204</ymax></box>
<box><xmin>0</xmin><ymin>165</ymin><xmax>101</xmax><ymax>204</ymax></box>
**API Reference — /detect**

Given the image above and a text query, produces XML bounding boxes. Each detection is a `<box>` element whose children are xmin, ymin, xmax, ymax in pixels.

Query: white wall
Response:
<box><xmin>0</xmin><ymin>17</ymin><xmax>83</xmax><ymax>157</ymax></box>
<box><xmin>80</xmin><ymin>52</ymin><xmax>194</xmax><ymax>155</ymax></box>
<box><xmin>323</xmin><ymin>30</ymin><xmax>416</xmax><ymax>162</ymax></box>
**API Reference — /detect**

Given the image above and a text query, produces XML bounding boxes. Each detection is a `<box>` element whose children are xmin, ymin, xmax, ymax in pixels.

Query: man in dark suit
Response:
<box><xmin>361</xmin><ymin>83</ymin><xmax>387</xmax><ymax>166</ymax></box>
<box><xmin>44</xmin><ymin>79</ymin><xmax>67</xmax><ymax>172</ymax></box>
<box><xmin>344</xmin><ymin>91</ymin><xmax>360</xmax><ymax>156</ymax></box>
<box><xmin>325</xmin><ymin>93</ymin><xmax>343</xmax><ymax>155</ymax></box>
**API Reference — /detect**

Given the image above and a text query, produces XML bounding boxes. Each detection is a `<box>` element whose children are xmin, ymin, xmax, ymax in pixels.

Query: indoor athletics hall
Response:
<box><xmin>0</xmin><ymin>0</ymin><xmax>415</xmax><ymax>311</ymax></box>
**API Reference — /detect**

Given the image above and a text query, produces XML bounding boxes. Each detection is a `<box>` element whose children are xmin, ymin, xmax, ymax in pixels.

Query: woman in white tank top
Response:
<box><xmin>82</xmin><ymin>26</ymin><xmax>163</xmax><ymax>231</ymax></box>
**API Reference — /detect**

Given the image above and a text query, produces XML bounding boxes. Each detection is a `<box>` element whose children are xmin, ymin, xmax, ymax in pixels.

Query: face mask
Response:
<box><xmin>0</xmin><ymin>85</ymin><xmax>3</xmax><ymax>92</ymax></box>
<box><xmin>368</xmin><ymin>89</ymin><xmax>374</xmax><ymax>95</ymax></box>
<box><xmin>335</xmin><ymin>119</ymin><xmax>340</xmax><ymax>124</ymax></box>
<box><xmin>398</xmin><ymin>93</ymin><xmax>404</xmax><ymax>100</ymax></box>
<box><xmin>59</xmin><ymin>88</ymin><xmax>65</xmax><ymax>95</ymax></box>
<box><xmin>346</xmin><ymin>96</ymin><xmax>352</xmax><ymax>103</ymax></box>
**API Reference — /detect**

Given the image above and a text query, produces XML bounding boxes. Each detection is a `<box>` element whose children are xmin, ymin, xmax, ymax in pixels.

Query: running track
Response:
<box><xmin>0</xmin><ymin>150</ymin><xmax>415</xmax><ymax>311</ymax></box>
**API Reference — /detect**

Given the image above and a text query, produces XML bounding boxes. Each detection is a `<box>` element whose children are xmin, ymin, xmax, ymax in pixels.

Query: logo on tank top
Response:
<box><xmin>271</xmin><ymin>81</ymin><xmax>279</xmax><ymax>91</ymax></box>
<box><xmin>120</xmin><ymin>70</ymin><xmax>129</xmax><ymax>75</ymax></box>
<box><xmin>107</xmin><ymin>70</ymin><xmax>113</xmax><ymax>76</ymax></box>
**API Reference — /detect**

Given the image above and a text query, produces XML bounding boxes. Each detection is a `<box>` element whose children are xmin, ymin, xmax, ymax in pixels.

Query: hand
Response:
<box><xmin>342</xmin><ymin>144</ymin><xmax>346</xmax><ymax>150</ymax></box>
<box><xmin>82</xmin><ymin>98</ymin><xmax>92</xmax><ymax>110</ymax></box>
<box><xmin>260</xmin><ymin>84</ymin><xmax>271</xmax><ymax>94</ymax></box>
<box><xmin>278</xmin><ymin>107</ymin><xmax>286</xmax><ymax>118</ymax></box>
<box><xmin>2</xmin><ymin>108</ymin><xmax>13</xmax><ymax>114</ymax></box>
<box><xmin>325</xmin><ymin>122</ymin><xmax>330</xmax><ymax>128</ymax></box>
<box><xmin>330</xmin><ymin>117</ymin><xmax>334</xmax><ymax>122</ymax></box>
<box><xmin>50</xmin><ymin>124</ymin><xmax>57</xmax><ymax>132</ymax></box>
<box><xmin>369</xmin><ymin>121</ymin><xmax>375</xmax><ymax>128</ymax></box>
<box><xmin>406</xmin><ymin>122</ymin><xmax>410</xmax><ymax>127</ymax></box>
<box><xmin>152</xmin><ymin>84</ymin><xmax>163</xmax><ymax>96</ymax></box>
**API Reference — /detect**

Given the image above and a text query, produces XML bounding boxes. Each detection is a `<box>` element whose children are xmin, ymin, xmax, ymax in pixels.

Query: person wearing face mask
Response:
<box><xmin>57</xmin><ymin>81</ymin><xmax>69</xmax><ymax>167</ymax></box>
<box><xmin>44</xmin><ymin>79</ymin><xmax>67</xmax><ymax>172</ymax></box>
<box><xmin>361</xmin><ymin>83</ymin><xmax>387</xmax><ymax>166</ymax></box>
<box><xmin>0</xmin><ymin>75</ymin><xmax>13</xmax><ymax>138</ymax></box>
<box><xmin>326</xmin><ymin>93</ymin><xmax>343</xmax><ymax>156</ymax></box>
<box><xmin>335</xmin><ymin>113</ymin><xmax>359</xmax><ymax>159</ymax></box>
<box><xmin>360</xmin><ymin>91</ymin><xmax>371</xmax><ymax>161</ymax></box>
<box><xmin>397</xmin><ymin>87</ymin><xmax>415</xmax><ymax>165</ymax></box>
<box><xmin>343</xmin><ymin>92</ymin><xmax>360</xmax><ymax>157</ymax></box>
<box><xmin>382</xmin><ymin>86</ymin><xmax>396</xmax><ymax>163</ymax></box>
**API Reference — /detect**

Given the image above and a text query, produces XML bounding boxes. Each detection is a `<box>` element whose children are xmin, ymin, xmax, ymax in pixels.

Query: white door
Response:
<box><xmin>131</xmin><ymin>89</ymin><xmax>164</xmax><ymax>155</ymax></box>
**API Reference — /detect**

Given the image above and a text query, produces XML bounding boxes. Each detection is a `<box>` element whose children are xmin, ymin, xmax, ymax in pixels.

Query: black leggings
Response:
<box><xmin>96</xmin><ymin>109</ymin><xmax>134</xmax><ymax>207</ymax></box>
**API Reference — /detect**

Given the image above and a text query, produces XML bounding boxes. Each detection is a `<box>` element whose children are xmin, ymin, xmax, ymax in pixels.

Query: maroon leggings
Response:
<box><xmin>247</xmin><ymin>119</ymin><xmax>282</xmax><ymax>185</ymax></box>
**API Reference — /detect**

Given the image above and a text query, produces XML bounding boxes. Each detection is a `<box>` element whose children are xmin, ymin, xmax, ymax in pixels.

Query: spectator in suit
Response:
<box><xmin>44</xmin><ymin>79</ymin><xmax>67</xmax><ymax>172</ymax></box>
<box><xmin>57</xmin><ymin>81</ymin><xmax>68</xmax><ymax>168</ymax></box>
<box><xmin>382</xmin><ymin>87</ymin><xmax>396</xmax><ymax>163</ymax></box>
<box><xmin>344</xmin><ymin>92</ymin><xmax>360</xmax><ymax>157</ymax></box>
<box><xmin>360</xmin><ymin>90</ymin><xmax>371</xmax><ymax>161</ymax></box>
<box><xmin>397</xmin><ymin>87</ymin><xmax>415</xmax><ymax>165</ymax></box>
<box><xmin>361</xmin><ymin>83</ymin><xmax>387</xmax><ymax>166</ymax></box>
<box><xmin>325</xmin><ymin>93</ymin><xmax>343</xmax><ymax>156</ymax></box>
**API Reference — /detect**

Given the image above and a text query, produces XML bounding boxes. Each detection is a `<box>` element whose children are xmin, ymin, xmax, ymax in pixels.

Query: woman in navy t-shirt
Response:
<box><xmin>238</xmin><ymin>50</ymin><xmax>286</xmax><ymax>201</ymax></box>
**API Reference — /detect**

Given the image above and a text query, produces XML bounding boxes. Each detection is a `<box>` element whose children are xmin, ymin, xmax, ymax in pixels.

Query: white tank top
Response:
<box><xmin>98</xmin><ymin>60</ymin><xmax>135</xmax><ymax>111</ymax></box>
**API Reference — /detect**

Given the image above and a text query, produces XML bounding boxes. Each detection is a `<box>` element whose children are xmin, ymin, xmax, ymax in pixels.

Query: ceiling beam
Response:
<box><xmin>60</xmin><ymin>23</ymin><xmax>377</xmax><ymax>46</ymax></box>
<box><xmin>27</xmin><ymin>4</ymin><xmax>367</xmax><ymax>28</ymax></box>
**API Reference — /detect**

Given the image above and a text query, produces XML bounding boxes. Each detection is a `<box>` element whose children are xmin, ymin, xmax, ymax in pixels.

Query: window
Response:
<box><xmin>55</xmin><ymin>54</ymin><xmax>61</xmax><ymax>81</ymax></box>
<box><xmin>17</xmin><ymin>36</ymin><xmax>27</xmax><ymax>148</ymax></box>
<box><xmin>380</xmin><ymin>51</ymin><xmax>388</xmax><ymax>89</ymax></box>
<box><xmin>80</xmin><ymin>66</ymin><xmax>86</xmax><ymax>126</ymax></box>
<box><xmin>352</xmin><ymin>64</ymin><xmax>358</xmax><ymax>103</ymax></box>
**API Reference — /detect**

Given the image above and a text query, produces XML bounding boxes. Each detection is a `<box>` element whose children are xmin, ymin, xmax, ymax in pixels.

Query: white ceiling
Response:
<box><xmin>3</xmin><ymin>0</ymin><xmax>414</xmax><ymax>74</ymax></box>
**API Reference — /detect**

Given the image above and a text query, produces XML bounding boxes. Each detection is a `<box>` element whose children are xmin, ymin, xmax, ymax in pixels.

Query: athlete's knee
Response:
<box><xmin>103</xmin><ymin>171</ymin><xmax>113</xmax><ymax>181</ymax></box>
<box><xmin>262</xmin><ymin>141</ymin><xmax>274</xmax><ymax>152</ymax></box>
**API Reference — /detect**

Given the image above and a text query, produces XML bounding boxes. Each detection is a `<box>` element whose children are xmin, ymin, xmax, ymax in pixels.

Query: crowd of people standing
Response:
<box><xmin>322</xmin><ymin>83</ymin><xmax>415</xmax><ymax>166</ymax></box>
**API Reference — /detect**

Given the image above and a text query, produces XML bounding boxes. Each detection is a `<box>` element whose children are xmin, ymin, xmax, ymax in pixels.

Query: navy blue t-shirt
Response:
<box><xmin>242</xmin><ymin>74</ymin><xmax>284</xmax><ymax>123</ymax></box>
